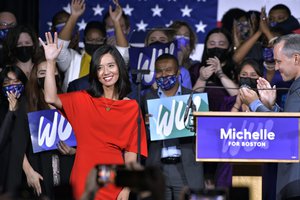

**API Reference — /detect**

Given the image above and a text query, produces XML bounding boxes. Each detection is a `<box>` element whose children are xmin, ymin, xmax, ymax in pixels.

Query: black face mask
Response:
<box><xmin>239</xmin><ymin>77</ymin><xmax>257</xmax><ymax>89</ymax></box>
<box><xmin>148</xmin><ymin>41</ymin><xmax>166</xmax><ymax>47</ymax></box>
<box><xmin>37</xmin><ymin>75</ymin><xmax>60</xmax><ymax>90</ymax></box>
<box><xmin>84</xmin><ymin>43</ymin><xmax>102</xmax><ymax>56</ymax></box>
<box><xmin>207</xmin><ymin>47</ymin><xmax>229</xmax><ymax>63</ymax></box>
<box><xmin>16</xmin><ymin>46</ymin><xmax>34</xmax><ymax>62</ymax></box>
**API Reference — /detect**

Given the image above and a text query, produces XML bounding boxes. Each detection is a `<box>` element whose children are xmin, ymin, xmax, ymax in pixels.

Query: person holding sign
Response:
<box><xmin>2</xmin><ymin>51</ymin><xmax>75</xmax><ymax>198</ymax></box>
<box><xmin>142</xmin><ymin>53</ymin><xmax>204</xmax><ymax>200</ymax></box>
<box><xmin>40</xmin><ymin>32</ymin><xmax>147</xmax><ymax>200</ymax></box>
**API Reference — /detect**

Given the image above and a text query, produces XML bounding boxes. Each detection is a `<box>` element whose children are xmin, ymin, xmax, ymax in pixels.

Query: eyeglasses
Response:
<box><xmin>0</xmin><ymin>21</ymin><xmax>17</xmax><ymax>28</ymax></box>
<box><xmin>85</xmin><ymin>37</ymin><xmax>106</xmax><ymax>45</ymax></box>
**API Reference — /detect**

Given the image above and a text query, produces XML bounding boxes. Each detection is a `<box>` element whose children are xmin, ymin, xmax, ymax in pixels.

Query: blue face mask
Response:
<box><xmin>0</xmin><ymin>28</ymin><xmax>9</xmax><ymax>40</ymax></box>
<box><xmin>55</xmin><ymin>23</ymin><xmax>65</xmax><ymax>33</ymax></box>
<box><xmin>175</xmin><ymin>35</ymin><xmax>190</xmax><ymax>50</ymax></box>
<box><xmin>106</xmin><ymin>28</ymin><xmax>115</xmax><ymax>38</ymax></box>
<box><xmin>2</xmin><ymin>83</ymin><xmax>24</xmax><ymax>97</ymax></box>
<box><xmin>263</xmin><ymin>47</ymin><xmax>274</xmax><ymax>63</ymax></box>
<box><xmin>156</xmin><ymin>74</ymin><xmax>177</xmax><ymax>91</ymax></box>
<box><xmin>269</xmin><ymin>21</ymin><xmax>277</xmax><ymax>27</ymax></box>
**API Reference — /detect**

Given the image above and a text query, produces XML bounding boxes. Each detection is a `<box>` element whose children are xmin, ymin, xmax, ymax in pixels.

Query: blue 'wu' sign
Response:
<box><xmin>28</xmin><ymin>109</ymin><xmax>77</xmax><ymax>153</ymax></box>
<box><xmin>129</xmin><ymin>41</ymin><xmax>177</xmax><ymax>86</ymax></box>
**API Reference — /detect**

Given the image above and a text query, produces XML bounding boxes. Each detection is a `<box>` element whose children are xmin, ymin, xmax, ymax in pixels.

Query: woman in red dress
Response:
<box><xmin>39</xmin><ymin>32</ymin><xmax>148</xmax><ymax>200</ymax></box>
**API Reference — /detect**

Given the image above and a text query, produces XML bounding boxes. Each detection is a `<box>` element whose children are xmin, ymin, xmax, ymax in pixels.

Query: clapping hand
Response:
<box><xmin>257</xmin><ymin>77</ymin><xmax>276</xmax><ymax>109</ymax></box>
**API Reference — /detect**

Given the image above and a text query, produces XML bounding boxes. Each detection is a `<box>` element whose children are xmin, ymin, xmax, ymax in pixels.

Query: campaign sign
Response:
<box><xmin>129</xmin><ymin>41</ymin><xmax>177</xmax><ymax>86</ymax></box>
<box><xmin>28</xmin><ymin>109</ymin><xmax>77</xmax><ymax>153</ymax></box>
<box><xmin>195</xmin><ymin>112</ymin><xmax>300</xmax><ymax>162</ymax></box>
<box><xmin>147</xmin><ymin>93</ymin><xmax>209</xmax><ymax>141</ymax></box>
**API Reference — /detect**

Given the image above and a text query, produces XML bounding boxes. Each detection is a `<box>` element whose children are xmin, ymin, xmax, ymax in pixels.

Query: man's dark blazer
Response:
<box><xmin>275</xmin><ymin>77</ymin><xmax>300</xmax><ymax>200</ymax></box>
<box><xmin>257</xmin><ymin>77</ymin><xmax>300</xmax><ymax>199</ymax></box>
<box><xmin>67</xmin><ymin>75</ymin><xmax>89</xmax><ymax>92</ymax></box>
<box><xmin>141</xmin><ymin>87</ymin><xmax>204</xmax><ymax>190</ymax></box>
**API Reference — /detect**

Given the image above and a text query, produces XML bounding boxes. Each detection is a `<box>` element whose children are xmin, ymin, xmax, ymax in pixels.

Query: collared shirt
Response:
<box><xmin>249</xmin><ymin>99</ymin><xmax>281</xmax><ymax>112</ymax></box>
<box><xmin>157</xmin><ymin>84</ymin><xmax>182</xmax><ymax>98</ymax></box>
<box><xmin>157</xmin><ymin>84</ymin><xmax>182</xmax><ymax>158</ymax></box>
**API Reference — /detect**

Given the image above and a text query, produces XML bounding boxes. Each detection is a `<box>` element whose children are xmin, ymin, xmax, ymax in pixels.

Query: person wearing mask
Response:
<box><xmin>2</xmin><ymin>25</ymin><xmax>39</xmax><ymax>78</ymax></box>
<box><xmin>239</xmin><ymin>34</ymin><xmax>300</xmax><ymax>200</ymax></box>
<box><xmin>57</xmin><ymin>0</ymin><xmax>129</xmax><ymax>92</ymax></box>
<box><xmin>103</xmin><ymin>8</ymin><xmax>130</xmax><ymax>46</ymax></box>
<box><xmin>0</xmin><ymin>11</ymin><xmax>17</xmax><ymax>71</ymax></box>
<box><xmin>190</xmin><ymin>28</ymin><xmax>238</xmax><ymax>188</ymax></box>
<box><xmin>268</xmin><ymin>4</ymin><xmax>300</xmax><ymax>34</ymax></box>
<box><xmin>230</xmin><ymin>59</ymin><xmax>263</xmax><ymax>112</ymax></box>
<box><xmin>51</xmin><ymin>10</ymin><xmax>81</xmax><ymax>53</ymax></box>
<box><xmin>0</xmin><ymin>65</ymin><xmax>27</xmax><ymax>194</ymax></box>
<box><xmin>169</xmin><ymin>20</ymin><xmax>199</xmax><ymax>70</ymax></box>
<box><xmin>144</xmin><ymin>28</ymin><xmax>192</xmax><ymax>90</ymax></box>
<box><xmin>40</xmin><ymin>32</ymin><xmax>147</xmax><ymax>200</ymax></box>
<box><xmin>16</xmin><ymin>52</ymin><xmax>74</xmax><ymax>199</ymax></box>
<box><xmin>232</xmin><ymin>7</ymin><xmax>292</xmax><ymax>109</ymax></box>
<box><xmin>142</xmin><ymin>53</ymin><xmax>204</xmax><ymax>200</ymax></box>
<box><xmin>191</xmin><ymin>28</ymin><xmax>238</xmax><ymax>111</ymax></box>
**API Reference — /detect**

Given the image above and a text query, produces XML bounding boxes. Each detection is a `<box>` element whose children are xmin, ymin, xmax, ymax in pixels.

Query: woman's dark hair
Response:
<box><xmin>200</xmin><ymin>28</ymin><xmax>235</xmax><ymax>83</ymax></box>
<box><xmin>0</xmin><ymin>65</ymin><xmax>27</xmax><ymax>102</ymax></box>
<box><xmin>3</xmin><ymin>25</ymin><xmax>40</xmax><ymax>65</ymax></box>
<box><xmin>87</xmin><ymin>44</ymin><xmax>131</xmax><ymax>99</ymax></box>
<box><xmin>221</xmin><ymin>8</ymin><xmax>247</xmax><ymax>33</ymax></box>
<box><xmin>169</xmin><ymin>20</ymin><xmax>197</xmax><ymax>52</ymax></box>
<box><xmin>201</xmin><ymin>27</ymin><xmax>233</xmax><ymax>62</ymax></box>
<box><xmin>26</xmin><ymin>48</ymin><xmax>62</xmax><ymax>112</ymax></box>
<box><xmin>236</xmin><ymin>58</ymin><xmax>263</xmax><ymax>78</ymax></box>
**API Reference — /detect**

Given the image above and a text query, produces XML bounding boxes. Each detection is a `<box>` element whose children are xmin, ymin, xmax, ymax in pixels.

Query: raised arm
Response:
<box><xmin>59</xmin><ymin>0</ymin><xmax>85</xmax><ymax>41</ymax></box>
<box><xmin>39</xmin><ymin>32</ymin><xmax>63</xmax><ymax>109</ymax></box>
<box><xmin>109</xmin><ymin>0</ymin><xmax>128</xmax><ymax>47</ymax></box>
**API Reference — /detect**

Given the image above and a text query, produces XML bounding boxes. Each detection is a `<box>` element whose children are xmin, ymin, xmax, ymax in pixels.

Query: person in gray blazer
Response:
<box><xmin>239</xmin><ymin>34</ymin><xmax>300</xmax><ymax>200</ymax></box>
<box><xmin>141</xmin><ymin>54</ymin><xmax>204</xmax><ymax>200</ymax></box>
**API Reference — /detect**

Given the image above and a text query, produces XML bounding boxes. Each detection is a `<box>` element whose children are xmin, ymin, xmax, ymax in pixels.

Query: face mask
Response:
<box><xmin>55</xmin><ymin>23</ymin><xmax>66</xmax><ymax>33</ymax></box>
<box><xmin>237</xmin><ymin>21</ymin><xmax>250</xmax><ymax>40</ymax></box>
<box><xmin>16</xmin><ymin>46</ymin><xmax>34</xmax><ymax>63</ymax></box>
<box><xmin>2</xmin><ymin>83</ymin><xmax>24</xmax><ymax>97</ymax></box>
<box><xmin>148</xmin><ymin>41</ymin><xmax>166</xmax><ymax>47</ymax></box>
<box><xmin>263</xmin><ymin>47</ymin><xmax>274</xmax><ymax>63</ymax></box>
<box><xmin>207</xmin><ymin>47</ymin><xmax>229</xmax><ymax>63</ymax></box>
<box><xmin>274</xmin><ymin>16</ymin><xmax>300</xmax><ymax>34</ymax></box>
<box><xmin>0</xmin><ymin>28</ymin><xmax>9</xmax><ymax>41</ymax></box>
<box><xmin>37</xmin><ymin>75</ymin><xmax>60</xmax><ymax>89</ymax></box>
<box><xmin>175</xmin><ymin>35</ymin><xmax>190</xmax><ymax>50</ymax></box>
<box><xmin>106</xmin><ymin>28</ymin><xmax>115</xmax><ymax>38</ymax></box>
<box><xmin>239</xmin><ymin>77</ymin><xmax>257</xmax><ymax>89</ymax></box>
<box><xmin>84</xmin><ymin>43</ymin><xmax>102</xmax><ymax>56</ymax></box>
<box><xmin>156</xmin><ymin>74</ymin><xmax>177</xmax><ymax>91</ymax></box>
<box><xmin>269</xmin><ymin>21</ymin><xmax>277</xmax><ymax>27</ymax></box>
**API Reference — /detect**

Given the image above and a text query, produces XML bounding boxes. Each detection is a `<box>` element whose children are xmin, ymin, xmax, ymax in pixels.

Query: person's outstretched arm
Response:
<box><xmin>59</xmin><ymin>0</ymin><xmax>85</xmax><ymax>41</ymax></box>
<box><xmin>110</xmin><ymin>1</ymin><xmax>128</xmax><ymax>47</ymax></box>
<box><xmin>39</xmin><ymin>32</ymin><xmax>63</xmax><ymax>109</ymax></box>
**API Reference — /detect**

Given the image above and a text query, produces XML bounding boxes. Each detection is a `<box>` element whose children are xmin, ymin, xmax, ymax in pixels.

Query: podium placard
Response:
<box><xmin>195</xmin><ymin>112</ymin><xmax>300</xmax><ymax>163</ymax></box>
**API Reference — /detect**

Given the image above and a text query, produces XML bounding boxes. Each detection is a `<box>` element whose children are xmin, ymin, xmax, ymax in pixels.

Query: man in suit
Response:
<box><xmin>239</xmin><ymin>34</ymin><xmax>300</xmax><ymax>199</ymax></box>
<box><xmin>142</xmin><ymin>53</ymin><xmax>204</xmax><ymax>200</ymax></box>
